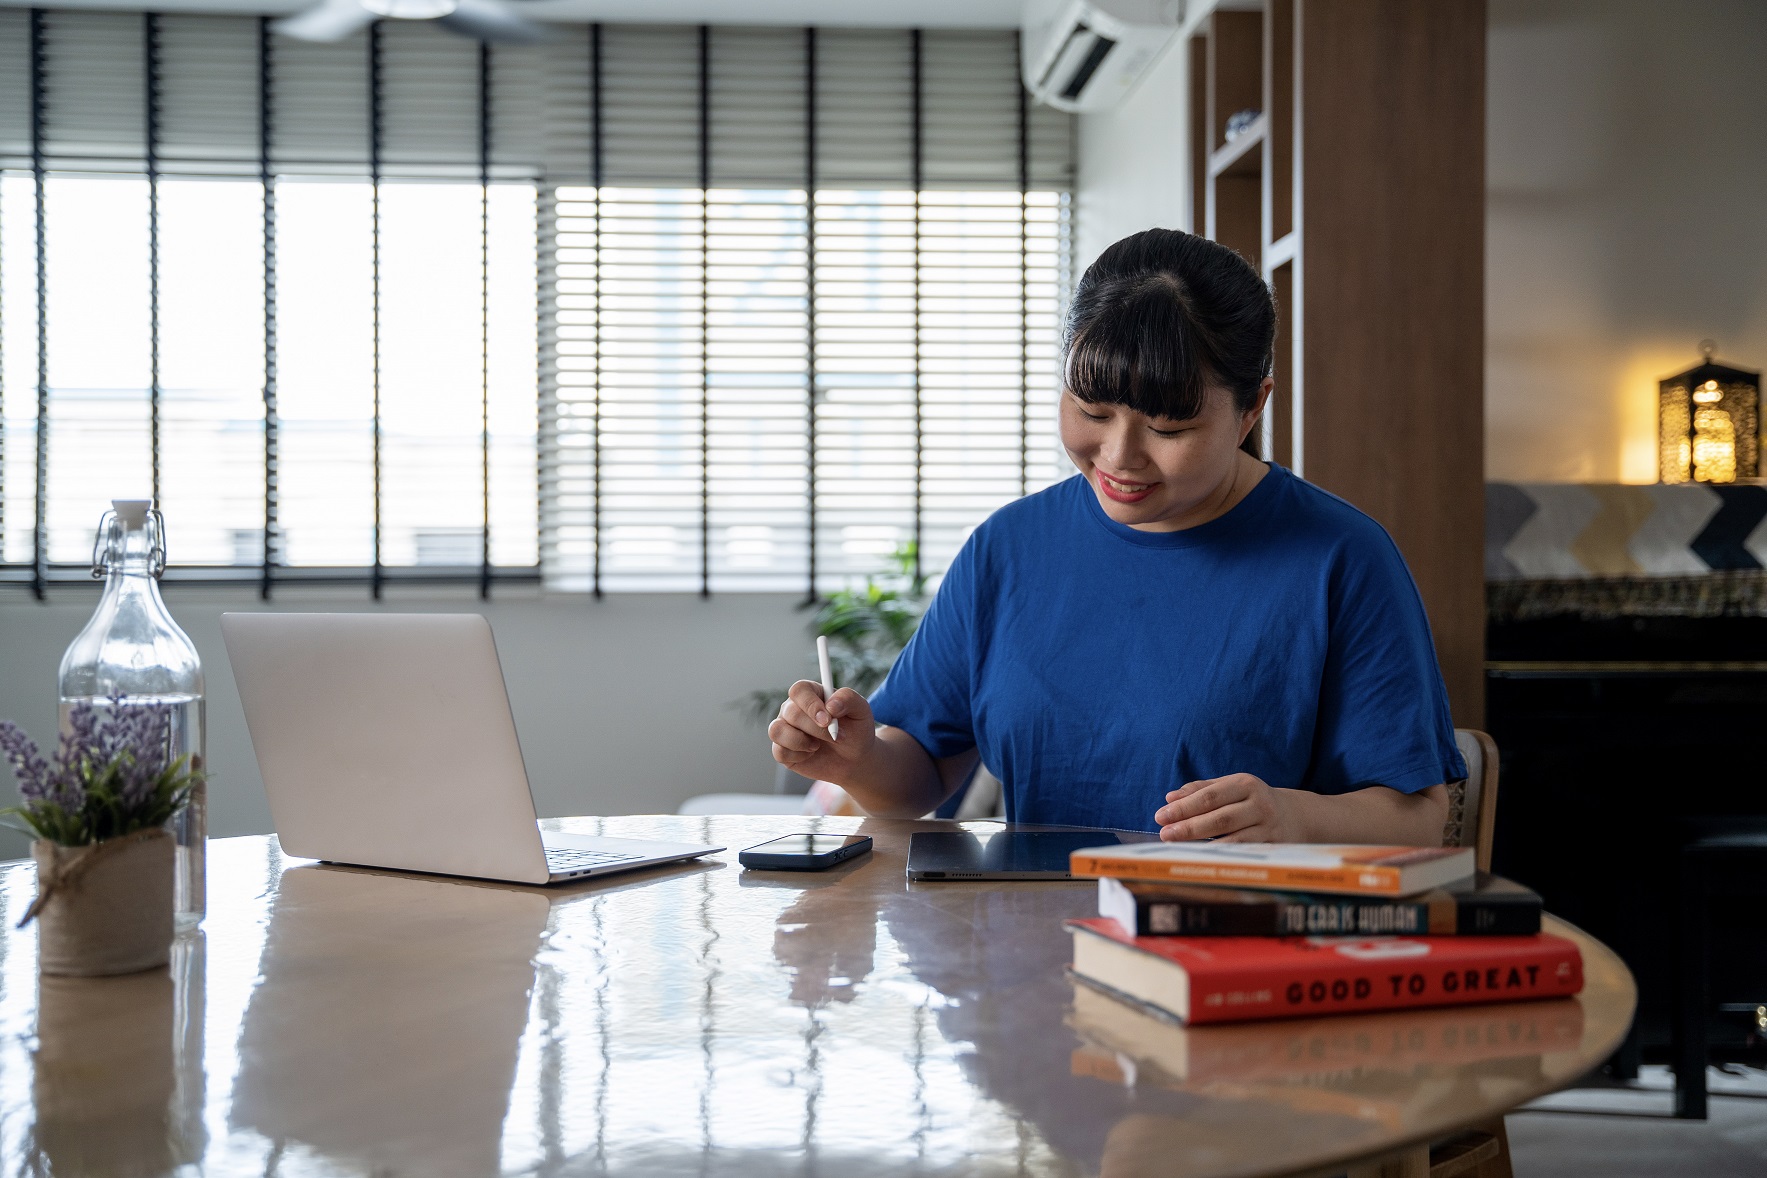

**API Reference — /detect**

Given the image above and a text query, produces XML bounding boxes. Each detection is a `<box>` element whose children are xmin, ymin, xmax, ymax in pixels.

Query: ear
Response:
<box><xmin>1236</xmin><ymin>377</ymin><xmax>1276</xmax><ymax>445</ymax></box>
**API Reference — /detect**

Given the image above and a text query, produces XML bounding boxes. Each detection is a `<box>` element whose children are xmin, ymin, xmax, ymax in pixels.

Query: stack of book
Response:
<box><xmin>1065</xmin><ymin>842</ymin><xmax>1583</xmax><ymax>1026</ymax></box>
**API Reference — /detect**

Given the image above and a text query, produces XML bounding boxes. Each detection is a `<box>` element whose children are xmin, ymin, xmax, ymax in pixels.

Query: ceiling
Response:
<box><xmin>0</xmin><ymin>0</ymin><xmax>1025</xmax><ymax>28</ymax></box>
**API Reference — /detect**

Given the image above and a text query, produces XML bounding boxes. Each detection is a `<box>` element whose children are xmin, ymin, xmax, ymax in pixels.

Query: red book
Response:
<box><xmin>1067</xmin><ymin>917</ymin><xmax>1583</xmax><ymax>1026</ymax></box>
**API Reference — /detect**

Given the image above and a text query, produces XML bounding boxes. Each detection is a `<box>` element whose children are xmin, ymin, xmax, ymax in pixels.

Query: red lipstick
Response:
<box><xmin>1095</xmin><ymin>469</ymin><xmax>1158</xmax><ymax>504</ymax></box>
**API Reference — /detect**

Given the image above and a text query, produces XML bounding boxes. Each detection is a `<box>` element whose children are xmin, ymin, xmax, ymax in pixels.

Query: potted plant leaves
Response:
<box><xmin>1</xmin><ymin>699</ymin><xmax>203</xmax><ymax>976</ymax></box>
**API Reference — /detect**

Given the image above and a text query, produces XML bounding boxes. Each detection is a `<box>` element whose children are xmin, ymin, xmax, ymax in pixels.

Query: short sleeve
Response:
<box><xmin>1307</xmin><ymin>531</ymin><xmax>1468</xmax><ymax>795</ymax></box>
<box><xmin>869</xmin><ymin>534</ymin><xmax>983</xmax><ymax>759</ymax></box>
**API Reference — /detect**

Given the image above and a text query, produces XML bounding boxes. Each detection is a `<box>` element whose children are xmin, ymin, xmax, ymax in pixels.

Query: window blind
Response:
<box><xmin>539</xmin><ymin>24</ymin><xmax>1072</xmax><ymax>594</ymax></box>
<box><xmin>0</xmin><ymin>11</ymin><xmax>1074</xmax><ymax>598</ymax></box>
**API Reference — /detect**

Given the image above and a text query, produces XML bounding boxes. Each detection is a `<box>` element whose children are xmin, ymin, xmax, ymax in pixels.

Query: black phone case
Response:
<box><xmin>739</xmin><ymin>837</ymin><xmax>871</xmax><ymax>871</ymax></box>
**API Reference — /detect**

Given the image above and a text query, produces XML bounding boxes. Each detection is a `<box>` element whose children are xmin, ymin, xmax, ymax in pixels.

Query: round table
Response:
<box><xmin>0</xmin><ymin>815</ymin><xmax>1635</xmax><ymax>1177</ymax></box>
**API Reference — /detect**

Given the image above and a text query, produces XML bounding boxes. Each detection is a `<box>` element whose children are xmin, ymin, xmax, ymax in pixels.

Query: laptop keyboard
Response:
<box><xmin>545</xmin><ymin>847</ymin><xmax>642</xmax><ymax>875</ymax></box>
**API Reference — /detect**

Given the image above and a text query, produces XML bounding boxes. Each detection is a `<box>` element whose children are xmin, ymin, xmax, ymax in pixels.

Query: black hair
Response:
<box><xmin>1063</xmin><ymin>228</ymin><xmax>1276</xmax><ymax>421</ymax></box>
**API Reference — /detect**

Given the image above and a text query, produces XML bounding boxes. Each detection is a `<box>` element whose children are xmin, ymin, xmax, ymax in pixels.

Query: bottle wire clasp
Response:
<box><xmin>90</xmin><ymin>507</ymin><xmax>169</xmax><ymax>580</ymax></box>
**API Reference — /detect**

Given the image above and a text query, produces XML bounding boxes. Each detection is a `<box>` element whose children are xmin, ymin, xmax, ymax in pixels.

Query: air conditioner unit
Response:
<box><xmin>1022</xmin><ymin>0</ymin><xmax>1185</xmax><ymax>113</ymax></box>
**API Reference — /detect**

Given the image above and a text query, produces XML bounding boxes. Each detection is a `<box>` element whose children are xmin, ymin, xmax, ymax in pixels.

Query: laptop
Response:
<box><xmin>221</xmin><ymin>612</ymin><xmax>723</xmax><ymax>885</ymax></box>
<box><xmin>906</xmin><ymin>829</ymin><xmax>1127</xmax><ymax>881</ymax></box>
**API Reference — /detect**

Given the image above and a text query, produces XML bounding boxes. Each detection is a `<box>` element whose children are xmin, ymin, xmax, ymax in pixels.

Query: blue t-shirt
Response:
<box><xmin>870</xmin><ymin>466</ymin><xmax>1466</xmax><ymax>832</ymax></box>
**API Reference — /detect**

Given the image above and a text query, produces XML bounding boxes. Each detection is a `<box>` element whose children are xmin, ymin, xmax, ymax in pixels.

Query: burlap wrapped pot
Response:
<box><xmin>28</xmin><ymin>828</ymin><xmax>175</xmax><ymax>976</ymax></box>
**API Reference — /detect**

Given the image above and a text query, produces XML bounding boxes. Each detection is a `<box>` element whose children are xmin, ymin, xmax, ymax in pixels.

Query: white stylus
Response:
<box><xmin>816</xmin><ymin>634</ymin><xmax>841</xmax><ymax>742</ymax></box>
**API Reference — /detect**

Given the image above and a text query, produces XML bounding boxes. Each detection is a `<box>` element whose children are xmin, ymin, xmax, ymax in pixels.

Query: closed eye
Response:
<box><xmin>1150</xmin><ymin>425</ymin><xmax>1189</xmax><ymax>437</ymax></box>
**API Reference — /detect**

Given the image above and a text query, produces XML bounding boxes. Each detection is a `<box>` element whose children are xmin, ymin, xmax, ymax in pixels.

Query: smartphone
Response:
<box><xmin>738</xmin><ymin>833</ymin><xmax>873</xmax><ymax>871</ymax></box>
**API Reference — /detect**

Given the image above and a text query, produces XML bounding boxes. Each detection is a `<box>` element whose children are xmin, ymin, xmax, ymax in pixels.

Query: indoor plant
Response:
<box><xmin>1</xmin><ymin>699</ymin><xmax>201</xmax><ymax>976</ymax></box>
<box><xmin>743</xmin><ymin>542</ymin><xmax>928</xmax><ymax>727</ymax></box>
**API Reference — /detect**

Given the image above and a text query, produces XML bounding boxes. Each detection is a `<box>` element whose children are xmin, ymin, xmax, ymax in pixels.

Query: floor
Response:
<box><xmin>1507</xmin><ymin>1065</ymin><xmax>1767</xmax><ymax>1176</ymax></box>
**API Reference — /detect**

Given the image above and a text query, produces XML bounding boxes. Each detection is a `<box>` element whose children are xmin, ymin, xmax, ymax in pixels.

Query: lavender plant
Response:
<box><xmin>0</xmin><ymin>699</ymin><xmax>199</xmax><ymax>847</ymax></box>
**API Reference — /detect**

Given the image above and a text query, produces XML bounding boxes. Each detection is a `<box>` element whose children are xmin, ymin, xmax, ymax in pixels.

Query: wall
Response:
<box><xmin>0</xmin><ymin>588</ymin><xmax>813</xmax><ymax>860</ymax></box>
<box><xmin>1487</xmin><ymin>0</ymin><xmax>1767</xmax><ymax>483</ymax></box>
<box><xmin>1074</xmin><ymin>31</ymin><xmax>1191</xmax><ymax>269</ymax></box>
<box><xmin>1076</xmin><ymin>2</ymin><xmax>1767</xmax><ymax>485</ymax></box>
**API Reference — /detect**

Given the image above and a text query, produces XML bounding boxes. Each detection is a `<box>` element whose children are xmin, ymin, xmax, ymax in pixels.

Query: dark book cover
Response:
<box><xmin>1099</xmin><ymin>872</ymin><xmax>1542</xmax><ymax>937</ymax></box>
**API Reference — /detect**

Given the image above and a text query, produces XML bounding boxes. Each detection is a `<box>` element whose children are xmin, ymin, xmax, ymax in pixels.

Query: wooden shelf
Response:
<box><xmin>1188</xmin><ymin>0</ymin><xmax>1484</xmax><ymax>726</ymax></box>
<box><xmin>1208</xmin><ymin>113</ymin><xmax>1266</xmax><ymax>178</ymax></box>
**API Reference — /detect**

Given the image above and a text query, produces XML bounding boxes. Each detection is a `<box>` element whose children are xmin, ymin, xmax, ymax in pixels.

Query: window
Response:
<box><xmin>0</xmin><ymin>12</ymin><xmax>1073</xmax><ymax>596</ymax></box>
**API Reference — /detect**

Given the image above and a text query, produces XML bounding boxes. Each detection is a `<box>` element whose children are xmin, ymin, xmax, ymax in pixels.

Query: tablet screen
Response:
<box><xmin>906</xmin><ymin>830</ymin><xmax>1124</xmax><ymax>878</ymax></box>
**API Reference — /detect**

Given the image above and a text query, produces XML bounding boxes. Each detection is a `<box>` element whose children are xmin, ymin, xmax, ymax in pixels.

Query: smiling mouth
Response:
<box><xmin>1096</xmin><ymin>471</ymin><xmax>1158</xmax><ymax>503</ymax></box>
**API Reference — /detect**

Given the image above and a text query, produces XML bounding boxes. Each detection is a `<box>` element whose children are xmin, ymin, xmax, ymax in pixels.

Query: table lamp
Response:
<box><xmin>1658</xmin><ymin>340</ymin><xmax>1761</xmax><ymax>484</ymax></box>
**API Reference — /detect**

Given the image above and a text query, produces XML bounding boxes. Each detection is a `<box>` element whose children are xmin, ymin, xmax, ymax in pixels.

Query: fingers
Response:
<box><xmin>1160</xmin><ymin>800</ymin><xmax>1258</xmax><ymax>842</ymax></box>
<box><xmin>771</xmin><ymin>739</ymin><xmax>812</xmax><ymax>766</ymax></box>
<box><xmin>768</xmin><ymin>714</ymin><xmax>820</xmax><ymax>755</ymax></box>
<box><xmin>786</xmin><ymin>680</ymin><xmax>835</xmax><ymax>731</ymax></box>
<box><xmin>783</xmin><ymin>681</ymin><xmax>845</xmax><ymax>746</ymax></box>
<box><xmin>1155</xmin><ymin>781</ymin><xmax>1208</xmax><ymax>826</ymax></box>
<box><xmin>1165</xmin><ymin>778</ymin><xmax>1213</xmax><ymax>804</ymax></box>
<box><xmin>1156</xmin><ymin>774</ymin><xmax>1263</xmax><ymax>825</ymax></box>
<box><xmin>781</xmin><ymin>680</ymin><xmax>871</xmax><ymax>744</ymax></box>
<box><xmin>825</xmin><ymin>686</ymin><xmax>871</xmax><ymax>725</ymax></box>
<box><xmin>1155</xmin><ymin>774</ymin><xmax>1271</xmax><ymax>841</ymax></box>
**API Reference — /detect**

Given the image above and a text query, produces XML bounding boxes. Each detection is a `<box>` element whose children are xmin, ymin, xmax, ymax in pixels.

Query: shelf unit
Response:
<box><xmin>1187</xmin><ymin>0</ymin><xmax>1487</xmax><ymax>724</ymax></box>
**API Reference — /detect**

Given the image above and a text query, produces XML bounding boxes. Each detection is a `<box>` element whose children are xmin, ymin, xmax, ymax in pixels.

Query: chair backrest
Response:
<box><xmin>1447</xmin><ymin>728</ymin><xmax>1500</xmax><ymax>873</ymax></box>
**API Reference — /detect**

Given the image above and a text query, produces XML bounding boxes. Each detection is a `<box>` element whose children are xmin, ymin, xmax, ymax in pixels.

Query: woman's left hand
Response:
<box><xmin>1155</xmin><ymin>773</ymin><xmax>1308</xmax><ymax>842</ymax></box>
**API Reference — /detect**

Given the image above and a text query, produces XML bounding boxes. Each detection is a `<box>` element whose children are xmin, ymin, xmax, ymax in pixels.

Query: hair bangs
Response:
<box><xmin>1064</xmin><ymin>276</ymin><xmax>1214</xmax><ymax>422</ymax></box>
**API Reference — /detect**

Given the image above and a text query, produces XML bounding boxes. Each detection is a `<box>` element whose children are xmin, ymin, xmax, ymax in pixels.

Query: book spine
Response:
<box><xmin>1133</xmin><ymin>895</ymin><xmax>1287</xmax><ymax>935</ymax></box>
<box><xmin>1180</xmin><ymin>942</ymin><xmax>1583</xmax><ymax>1026</ymax></box>
<box><xmin>1454</xmin><ymin>897</ymin><xmax>1542</xmax><ymax>936</ymax></box>
<box><xmin>1131</xmin><ymin>895</ymin><xmax>1539</xmax><ymax>936</ymax></box>
<box><xmin>1073</xmin><ymin>853</ymin><xmax>1404</xmax><ymax>896</ymax></box>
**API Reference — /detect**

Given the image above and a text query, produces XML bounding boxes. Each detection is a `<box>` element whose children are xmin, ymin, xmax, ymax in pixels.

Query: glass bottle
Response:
<box><xmin>58</xmin><ymin>500</ymin><xmax>206</xmax><ymax>929</ymax></box>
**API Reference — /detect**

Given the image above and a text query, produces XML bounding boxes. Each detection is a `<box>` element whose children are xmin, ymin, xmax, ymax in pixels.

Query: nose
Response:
<box><xmin>1098</xmin><ymin>417</ymin><xmax>1146</xmax><ymax>473</ymax></box>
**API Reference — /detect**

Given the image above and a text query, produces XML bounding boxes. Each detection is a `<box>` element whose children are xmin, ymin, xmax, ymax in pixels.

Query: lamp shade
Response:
<box><xmin>1658</xmin><ymin>342</ymin><xmax>1760</xmax><ymax>484</ymax></box>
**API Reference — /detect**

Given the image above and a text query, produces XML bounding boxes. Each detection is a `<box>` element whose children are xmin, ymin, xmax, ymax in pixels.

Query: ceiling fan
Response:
<box><xmin>273</xmin><ymin>0</ymin><xmax>549</xmax><ymax>43</ymax></box>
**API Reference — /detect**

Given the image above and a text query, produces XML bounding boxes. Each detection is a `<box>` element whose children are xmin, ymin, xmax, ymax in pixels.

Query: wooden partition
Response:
<box><xmin>1187</xmin><ymin>0</ymin><xmax>1487</xmax><ymax>725</ymax></box>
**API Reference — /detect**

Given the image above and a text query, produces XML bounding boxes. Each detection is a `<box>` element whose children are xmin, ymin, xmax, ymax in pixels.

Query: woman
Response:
<box><xmin>770</xmin><ymin>229</ymin><xmax>1465</xmax><ymax>843</ymax></box>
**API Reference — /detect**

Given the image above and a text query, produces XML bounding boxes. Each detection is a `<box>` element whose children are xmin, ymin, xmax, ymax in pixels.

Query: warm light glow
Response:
<box><xmin>1620</xmin><ymin>349</ymin><xmax>1687</xmax><ymax>484</ymax></box>
<box><xmin>1658</xmin><ymin>382</ymin><xmax>1691</xmax><ymax>484</ymax></box>
<box><xmin>1693</xmin><ymin>379</ymin><xmax>1723</xmax><ymax>404</ymax></box>
<box><xmin>1692</xmin><ymin>406</ymin><xmax>1737</xmax><ymax>483</ymax></box>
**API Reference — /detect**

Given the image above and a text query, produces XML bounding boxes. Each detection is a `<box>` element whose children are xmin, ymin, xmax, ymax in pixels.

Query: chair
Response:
<box><xmin>1446</xmin><ymin>728</ymin><xmax>1501</xmax><ymax>873</ymax></box>
<box><xmin>1414</xmin><ymin>729</ymin><xmax>1512</xmax><ymax>1178</ymax></box>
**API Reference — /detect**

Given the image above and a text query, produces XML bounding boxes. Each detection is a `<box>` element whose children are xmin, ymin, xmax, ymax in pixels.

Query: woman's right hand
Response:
<box><xmin>769</xmin><ymin>680</ymin><xmax>875</xmax><ymax>783</ymax></box>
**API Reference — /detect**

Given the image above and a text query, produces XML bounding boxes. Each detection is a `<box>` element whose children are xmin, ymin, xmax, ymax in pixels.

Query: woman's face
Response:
<box><xmin>1059</xmin><ymin>382</ymin><xmax>1267</xmax><ymax>532</ymax></box>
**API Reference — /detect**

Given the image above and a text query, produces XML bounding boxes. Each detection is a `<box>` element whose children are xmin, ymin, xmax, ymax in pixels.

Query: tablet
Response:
<box><xmin>906</xmin><ymin>830</ymin><xmax>1124</xmax><ymax>881</ymax></box>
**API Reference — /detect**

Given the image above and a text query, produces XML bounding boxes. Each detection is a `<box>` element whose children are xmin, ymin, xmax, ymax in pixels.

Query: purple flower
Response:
<box><xmin>3</xmin><ymin>698</ymin><xmax>196</xmax><ymax>845</ymax></box>
<box><xmin>65</xmin><ymin>702</ymin><xmax>98</xmax><ymax>758</ymax></box>
<box><xmin>109</xmin><ymin>702</ymin><xmax>173</xmax><ymax>807</ymax></box>
<box><xmin>0</xmin><ymin>722</ymin><xmax>51</xmax><ymax>801</ymax></box>
<box><xmin>44</xmin><ymin>705</ymin><xmax>101</xmax><ymax>807</ymax></box>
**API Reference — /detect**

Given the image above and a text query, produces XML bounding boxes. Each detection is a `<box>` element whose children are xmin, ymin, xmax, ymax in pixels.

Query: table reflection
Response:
<box><xmin>765</xmin><ymin>819</ymin><xmax>1607</xmax><ymax>1178</ymax></box>
<box><xmin>33</xmin><ymin>968</ymin><xmax>182</xmax><ymax>1176</ymax></box>
<box><xmin>231</xmin><ymin>865</ymin><xmax>550</xmax><ymax>1177</ymax></box>
<box><xmin>1070</xmin><ymin>985</ymin><xmax>1589</xmax><ymax>1176</ymax></box>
